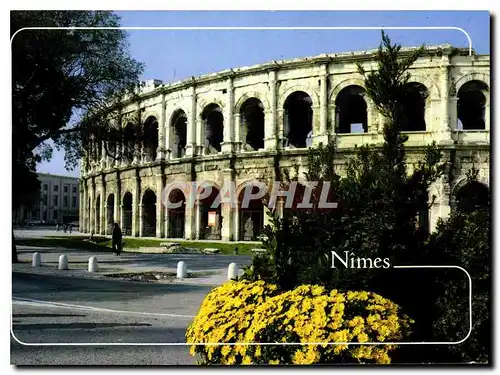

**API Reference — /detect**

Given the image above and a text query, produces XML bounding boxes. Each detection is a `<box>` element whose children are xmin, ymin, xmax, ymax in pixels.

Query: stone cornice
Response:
<box><xmin>117</xmin><ymin>44</ymin><xmax>487</xmax><ymax>107</ymax></box>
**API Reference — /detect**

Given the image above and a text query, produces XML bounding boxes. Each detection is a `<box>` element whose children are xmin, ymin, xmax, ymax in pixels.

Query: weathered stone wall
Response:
<box><xmin>80</xmin><ymin>45</ymin><xmax>490</xmax><ymax>240</ymax></box>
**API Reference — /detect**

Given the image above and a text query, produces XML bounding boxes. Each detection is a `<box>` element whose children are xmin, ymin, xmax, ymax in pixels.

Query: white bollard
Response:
<box><xmin>58</xmin><ymin>254</ymin><xmax>68</xmax><ymax>270</ymax></box>
<box><xmin>88</xmin><ymin>256</ymin><xmax>99</xmax><ymax>272</ymax></box>
<box><xmin>177</xmin><ymin>261</ymin><xmax>187</xmax><ymax>279</ymax></box>
<box><xmin>228</xmin><ymin>263</ymin><xmax>239</xmax><ymax>280</ymax></box>
<box><xmin>32</xmin><ymin>252</ymin><xmax>41</xmax><ymax>267</ymax></box>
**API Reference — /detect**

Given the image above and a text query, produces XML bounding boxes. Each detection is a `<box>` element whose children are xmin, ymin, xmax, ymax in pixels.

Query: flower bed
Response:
<box><xmin>186</xmin><ymin>281</ymin><xmax>413</xmax><ymax>365</ymax></box>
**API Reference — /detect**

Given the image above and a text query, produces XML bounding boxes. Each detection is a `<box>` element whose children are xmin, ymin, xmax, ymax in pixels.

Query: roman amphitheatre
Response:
<box><xmin>79</xmin><ymin>44</ymin><xmax>490</xmax><ymax>242</ymax></box>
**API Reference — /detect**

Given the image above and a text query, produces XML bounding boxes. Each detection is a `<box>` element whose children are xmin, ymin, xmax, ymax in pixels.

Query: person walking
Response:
<box><xmin>112</xmin><ymin>222</ymin><xmax>123</xmax><ymax>256</ymax></box>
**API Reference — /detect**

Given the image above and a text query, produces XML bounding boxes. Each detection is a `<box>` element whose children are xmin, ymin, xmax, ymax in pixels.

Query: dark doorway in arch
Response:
<box><xmin>240</xmin><ymin>98</ymin><xmax>265</xmax><ymax>151</ymax></box>
<box><xmin>401</xmin><ymin>83</ymin><xmax>428</xmax><ymax>131</ymax></box>
<box><xmin>123</xmin><ymin>123</ymin><xmax>136</xmax><ymax>163</ymax></box>
<box><xmin>283</xmin><ymin>91</ymin><xmax>313</xmax><ymax>148</ymax></box>
<box><xmin>198</xmin><ymin>185</ymin><xmax>221</xmax><ymax>240</ymax></box>
<box><xmin>201</xmin><ymin>104</ymin><xmax>224</xmax><ymax>153</ymax></box>
<box><xmin>95</xmin><ymin>195</ymin><xmax>101</xmax><ymax>234</ymax></box>
<box><xmin>167</xmin><ymin>189</ymin><xmax>186</xmax><ymax>239</ymax></box>
<box><xmin>238</xmin><ymin>185</ymin><xmax>264</xmax><ymax>241</ymax></box>
<box><xmin>106</xmin><ymin>194</ymin><xmax>114</xmax><ymax>234</ymax></box>
<box><xmin>122</xmin><ymin>192</ymin><xmax>133</xmax><ymax>236</ymax></box>
<box><xmin>335</xmin><ymin>85</ymin><xmax>368</xmax><ymax>133</ymax></box>
<box><xmin>458</xmin><ymin>80</ymin><xmax>488</xmax><ymax>130</ymax></box>
<box><xmin>142</xmin><ymin>190</ymin><xmax>157</xmax><ymax>237</ymax></box>
<box><xmin>143</xmin><ymin>116</ymin><xmax>159</xmax><ymax>161</ymax></box>
<box><xmin>171</xmin><ymin>110</ymin><xmax>187</xmax><ymax>158</ymax></box>
<box><xmin>456</xmin><ymin>181</ymin><xmax>489</xmax><ymax>213</ymax></box>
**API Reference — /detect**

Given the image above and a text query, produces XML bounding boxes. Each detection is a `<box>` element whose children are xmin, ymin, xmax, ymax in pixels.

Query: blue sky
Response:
<box><xmin>36</xmin><ymin>10</ymin><xmax>490</xmax><ymax>177</ymax></box>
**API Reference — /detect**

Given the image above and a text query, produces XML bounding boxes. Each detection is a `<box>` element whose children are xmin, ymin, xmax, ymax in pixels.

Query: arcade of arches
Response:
<box><xmin>80</xmin><ymin>49</ymin><xmax>489</xmax><ymax>241</ymax></box>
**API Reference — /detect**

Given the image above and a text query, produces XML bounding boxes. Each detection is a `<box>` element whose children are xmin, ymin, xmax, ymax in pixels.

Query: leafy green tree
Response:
<box><xmin>423</xmin><ymin>169</ymin><xmax>490</xmax><ymax>363</ymax></box>
<box><xmin>12</xmin><ymin>11</ymin><xmax>144</xmax><ymax>261</ymax></box>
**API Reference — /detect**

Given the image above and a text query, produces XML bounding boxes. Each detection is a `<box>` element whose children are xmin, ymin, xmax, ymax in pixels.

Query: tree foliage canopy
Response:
<box><xmin>12</xmin><ymin>10</ymin><xmax>144</xmax><ymax>202</ymax></box>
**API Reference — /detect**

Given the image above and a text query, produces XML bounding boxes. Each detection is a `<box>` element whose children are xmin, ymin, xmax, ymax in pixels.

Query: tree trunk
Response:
<box><xmin>12</xmin><ymin>230</ymin><xmax>18</xmax><ymax>263</ymax></box>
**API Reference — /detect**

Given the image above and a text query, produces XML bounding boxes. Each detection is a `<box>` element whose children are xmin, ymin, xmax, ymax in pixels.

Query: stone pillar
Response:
<box><xmin>156</xmin><ymin>176</ymin><xmax>165</xmax><ymax>238</ymax></box>
<box><xmin>185</xmin><ymin>85</ymin><xmax>197</xmax><ymax>157</ymax></box>
<box><xmin>265</xmin><ymin>70</ymin><xmax>277</xmax><ymax>150</ymax></box>
<box><xmin>184</xmin><ymin>201</ymin><xmax>196</xmax><ymax>240</ymax></box>
<box><xmin>114</xmin><ymin>178</ymin><xmax>121</xmax><ymax>226</ymax></box>
<box><xmin>89</xmin><ymin>181</ymin><xmax>95</xmax><ymax>233</ymax></box>
<box><xmin>83</xmin><ymin>183</ymin><xmax>88</xmax><ymax>232</ymax></box>
<box><xmin>100</xmin><ymin>141</ymin><xmax>106</xmax><ymax>170</ymax></box>
<box><xmin>195</xmin><ymin>202</ymin><xmax>202</xmax><ymax>240</ymax></box>
<box><xmin>221</xmin><ymin>76</ymin><xmax>234</xmax><ymax>153</ymax></box>
<box><xmin>132</xmin><ymin>175</ymin><xmax>140</xmax><ymax>237</ymax></box>
<box><xmin>314</xmin><ymin>64</ymin><xmax>329</xmax><ymax>146</ymax></box>
<box><xmin>196</xmin><ymin>118</ymin><xmax>204</xmax><ymax>155</ymax></box>
<box><xmin>156</xmin><ymin>93</ymin><xmax>166</xmax><ymax>161</ymax></box>
<box><xmin>439</xmin><ymin>55</ymin><xmax>453</xmax><ymax>145</ymax></box>
<box><xmin>100</xmin><ymin>175</ymin><xmax>106</xmax><ymax>235</ymax></box>
<box><xmin>429</xmin><ymin>177</ymin><xmax>452</xmax><ymax>232</ymax></box>
<box><xmin>120</xmin><ymin>142</ymin><xmax>127</xmax><ymax>167</ymax></box>
<box><xmin>234</xmin><ymin>113</ymin><xmax>242</xmax><ymax>152</ymax></box>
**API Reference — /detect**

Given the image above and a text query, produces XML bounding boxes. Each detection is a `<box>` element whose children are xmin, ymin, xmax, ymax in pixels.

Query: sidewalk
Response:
<box><xmin>14</xmin><ymin>246</ymin><xmax>248</xmax><ymax>286</ymax></box>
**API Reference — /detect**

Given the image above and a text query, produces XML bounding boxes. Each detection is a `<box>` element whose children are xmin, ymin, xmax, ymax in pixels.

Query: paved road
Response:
<box><xmin>12</xmin><ymin>228</ymin><xmax>253</xmax><ymax>365</ymax></box>
<box><xmin>11</xmin><ymin>272</ymin><xmax>213</xmax><ymax>365</ymax></box>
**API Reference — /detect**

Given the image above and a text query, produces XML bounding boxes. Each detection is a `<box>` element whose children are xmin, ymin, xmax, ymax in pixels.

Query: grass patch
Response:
<box><xmin>15</xmin><ymin>236</ymin><xmax>261</xmax><ymax>255</ymax></box>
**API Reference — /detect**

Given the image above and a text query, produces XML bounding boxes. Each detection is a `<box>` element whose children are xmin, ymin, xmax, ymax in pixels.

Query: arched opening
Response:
<box><xmin>142</xmin><ymin>189</ymin><xmax>157</xmax><ymax>237</ymax></box>
<box><xmin>122</xmin><ymin>192</ymin><xmax>133</xmax><ymax>236</ymax></box>
<box><xmin>201</xmin><ymin>104</ymin><xmax>224</xmax><ymax>154</ymax></box>
<box><xmin>123</xmin><ymin>123</ymin><xmax>136</xmax><ymax>164</ymax></box>
<box><xmin>143</xmin><ymin>116</ymin><xmax>159</xmax><ymax>161</ymax></box>
<box><xmin>171</xmin><ymin>110</ymin><xmax>187</xmax><ymax>158</ymax></box>
<box><xmin>106</xmin><ymin>194</ymin><xmax>114</xmax><ymax>234</ymax></box>
<box><xmin>240</xmin><ymin>98</ymin><xmax>265</xmax><ymax>151</ymax></box>
<box><xmin>283</xmin><ymin>91</ymin><xmax>313</xmax><ymax>148</ymax></box>
<box><xmin>457</xmin><ymin>80</ymin><xmax>488</xmax><ymax>130</ymax></box>
<box><xmin>198</xmin><ymin>184</ymin><xmax>221</xmax><ymax>240</ymax></box>
<box><xmin>167</xmin><ymin>189</ymin><xmax>186</xmax><ymax>238</ymax></box>
<box><xmin>238</xmin><ymin>185</ymin><xmax>264</xmax><ymax>241</ymax></box>
<box><xmin>401</xmin><ymin>83</ymin><xmax>428</xmax><ymax>131</ymax></box>
<box><xmin>456</xmin><ymin>181</ymin><xmax>489</xmax><ymax>213</ymax></box>
<box><xmin>335</xmin><ymin>85</ymin><xmax>368</xmax><ymax>133</ymax></box>
<box><xmin>95</xmin><ymin>195</ymin><xmax>101</xmax><ymax>234</ymax></box>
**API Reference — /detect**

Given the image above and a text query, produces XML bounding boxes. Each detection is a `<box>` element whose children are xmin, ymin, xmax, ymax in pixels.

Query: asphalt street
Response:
<box><xmin>11</xmin><ymin>272</ymin><xmax>213</xmax><ymax>365</ymax></box>
<box><xmin>11</xmin><ymin>228</ymin><xmax>253</xmax><ymax>366</ymax></box>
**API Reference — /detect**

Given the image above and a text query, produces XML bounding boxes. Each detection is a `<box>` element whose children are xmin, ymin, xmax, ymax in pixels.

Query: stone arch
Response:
<box><xmin>334</xmin><ymin>85</ymin><xmax>369</xmax><ymax>134</ymax></box>
<box><xmin>234</xmin><ymin>91</ymin><xmax>270</xmax><ymax>113</ymax></box>
<box><xmin>169</xmin><ymin>108</ymin><xmax>188</xmax><ymax>158</ymax></box>
<box><xmin>239</xmin><ymin>97</ymin><xmax>265</xmax><ymax>151</ymax></box>
<box><xmin>407</xmin><ymin>73</ymin><xmax>440</xmax><ymax>100</ymax></box>
<box><xmin>329</xmin><ymin>77</ymin><xmax>372</xmax><ymax>105</ymax></box>
<box><xmin>281</xmin><ymin>90</ymin><xmax>314</xmax><ymax>148</ymax></box>
<box><xmin>401</xmin><ymin>82</ymin><xmax>430</xmax><ymax>131</ymax></box>
<box><xmin>143</xmin><ymin>115</ymin><xmax>159</xmax><ymax>161</ymax></box>
<box><xmin>456</xmin><ymin>80</ymin><xmax>489</xmax><ymax>130</ymax></box>
<box><xmin>141</xmin><ymin>110</ymin><xmax>161</xmax><ymax>124</ymax></box>
<box><xmin>201</xmin><ymin>103</ymin><xmax>224</xmax><ymax>154</ymax></box>
<box><xmin>166</xmin><ymin>188</ymin><xmax>186</xmax><ymax>239</ymax></box>
<box><xmin>236</xmin><ymin>180</ymin><xmax>266</xmax><ymax>242</ymax></box>
<box><xmin>196</xmin><ymin>181</ymin><xmax>222</xmax><ymax>240</ymax></box>
<box><xmin>121</xmin><ymin>191</ymin><xmax>133</xmax><ymax>235</ymax></box>
<box><xmin>453</xmin><ymin>72</ymin><xmax>490</xmax><ymax>97</ymax></box>
<box><xmin>197</xmin><ymin>98</ymin><xmax>225</xmax><ymax>116</ymax></box>
<box><xmin>141</xmin><ymin>188</ymin><xmax>157</xmax><ymax>237</ymax></box>
<box><xmin>278</xmin><ymin>84</ymin><xmax>318</xmax><ymax>109</ymax></box>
